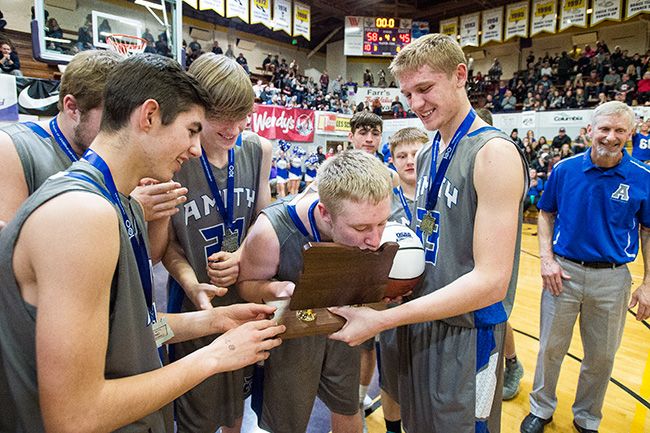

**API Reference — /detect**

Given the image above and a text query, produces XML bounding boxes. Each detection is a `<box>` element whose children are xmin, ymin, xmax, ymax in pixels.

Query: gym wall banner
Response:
<box><xmin>350</xmin><ymin>87</ymin><xmax>408</xmax><ymax>112</ymax></box>
<box><xmin>250</xmin><ymin>104</ymin><xmax>315</xmax><ymax>142</ymax></box>
<box><xmin>481</xmin><ymin>6</ymin><xmax>504</xmax><ymax>45</ymax></box>
<box><xmin>15</xmin><ymin>77</ymin><xmax>60</xmax><ymax>117</ymax></box>
<box><xmin>591</xmin><ymin>0</ymin><xmax>621</xmax><ymax>26</ymax></box>
<box><xmin>0</xmin><ymin>75</ymin><xmax>18</xmax><ymax>122</ymax></box>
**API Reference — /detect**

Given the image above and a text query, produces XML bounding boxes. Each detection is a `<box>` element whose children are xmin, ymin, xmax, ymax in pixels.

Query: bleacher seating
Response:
<box><xmin>0</xmin><ymin>29</ymin><xmax>60</xmax><ymax>80</ymax></box>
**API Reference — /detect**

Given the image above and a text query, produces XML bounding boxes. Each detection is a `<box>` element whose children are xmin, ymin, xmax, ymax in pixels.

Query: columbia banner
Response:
<box><xmin>505</xmin><ymin>1</ymin><xmax>529</xmax><ymax>40</ymax></box>
<box><xmin>481</xmin><ymin>7</ymin><xmax>503</xmax><ymax>45</ymax></box>
<box><xmin>591</xmin><ymin>0</ymin><xmax>621</xmax><ymax>26</ymax></box>
<box><xmin>226</xmin><ymin>0</ymin><xmax>249</xmax><ymax>23</ymax></box>
<box><xmin>627</xmin><ymin>0</ymin><xmax>650</xmax><ymax>19</ymax></box>
<box><xmin>250</xmin><ymin>0</ymin><xmax>271</xmax><ymax>25</ymax></box>
<box><xmin>460</xmin><ymin>13</ymin><xmax>480</xmax><ymax>47</ymax></box>
<box><xmin>531</xmin><ymin>0</ymin><xmax>557</xmax><ymax>36</ymax></box>
<box><xmin>273</xmin><ymin>0</ymin><xmax>292</xmax><ymax>35</ymax></box>
<box><xmin>439</xmin><ymin>17</ymin><xmax>458</xmax><ymax>39</ymax></box>
<box><xmin>250</xmin><ymin>105</ymin><xmax>315</xmax><ymax>142</ymax></box>
<box><xmin>293</xmin><ymin>1</ymin><xmax>310</xmax><ymax>40</ymax></box>
<box><xmin>559</xmin><ymin>0</ymin><xmax>587</xmax><ymax>31</ymax></box>
<box><xmin>200</xmin><ymin>0</ymin><xmax>224</xmax><ymax>16</ymax></box>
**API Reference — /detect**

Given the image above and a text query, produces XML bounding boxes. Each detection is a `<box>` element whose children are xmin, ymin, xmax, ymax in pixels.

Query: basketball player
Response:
<box><xmin>0</xmin><ymin>50</ymin><xmax>187</xmax><ymax>229</ymax></box>
<box><xmin>376</xmin><ymin>127</ymin><xmax>428</xmax><ymax>433</ymax></box>
<box><xmin>0</xmin><ymin>54</ymin><xmax>284</xmax><ymax>433</ymax></box>
<box><xmin>330</xmin><ymin>34</ymin><xmax>527</xmax><ymax>433</ymax></box>
<box><xmin>161</xmin><ymin>53</ymin><xmax>273</xmax><ymax>433</ymax></box>
<box><xmin>632</xmin><ymin>118</ymin><xmax>650</xmax><ymax>163</ymax></box>
<box><xmin>236</xmin><ymin>150</ymin><xmax>393</xmax><ymax>433</ymax></box>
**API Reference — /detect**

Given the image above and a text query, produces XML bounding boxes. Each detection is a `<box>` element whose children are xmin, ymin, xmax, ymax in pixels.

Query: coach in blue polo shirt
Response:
<box><xmin>521</xmin><ymin>101</ymin><xmax>650</xmax><ymax>433</ymax></box>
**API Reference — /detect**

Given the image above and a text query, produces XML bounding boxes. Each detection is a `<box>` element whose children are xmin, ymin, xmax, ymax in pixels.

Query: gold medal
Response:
<box><xmin>420</xmin><ymin>212</ymin><xmax>437</xmax><ymax>236</ymax></box>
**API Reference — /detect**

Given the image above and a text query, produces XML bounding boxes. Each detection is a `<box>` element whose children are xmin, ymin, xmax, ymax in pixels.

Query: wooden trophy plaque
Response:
<box><xmin>267</xmin><ymin>241</ymin><xmax>399</xmax><ymax>339</ymax></box>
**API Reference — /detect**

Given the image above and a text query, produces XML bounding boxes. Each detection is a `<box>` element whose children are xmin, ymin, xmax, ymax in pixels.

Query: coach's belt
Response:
<box><xmin>558</xmin><ymin>255</ymin><xmax>626</xmax><ymax>269</ymax></box>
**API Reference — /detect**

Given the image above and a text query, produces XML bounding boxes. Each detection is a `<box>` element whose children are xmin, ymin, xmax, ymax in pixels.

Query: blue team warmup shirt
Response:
<box><xmin>538</xmin><ymin>148</ymin><xmax>650</xmax><ymax>264</ymax></box>
<box><xmin>632</xmin><ymin>132</ymin><xmax>650</xmax><ymax>161</ymax></box>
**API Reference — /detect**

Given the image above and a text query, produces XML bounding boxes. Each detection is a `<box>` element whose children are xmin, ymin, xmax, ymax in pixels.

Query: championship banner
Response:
<box><xmin>591</xmin><ymin>0</ymin><xmax>621</xmax><ymax>26</ymax></box>
<box><xmin>481</xmin><ymin>7</ymin><xmax>503</xmax><ymax>45</ymax></box>
<box><xmin>226</xmin><ymin>0</ymin><xmax>249</xmax><ymax>23</ymax></box>
<box><xmin>626</xmin><ymin>0</ymin><xmax>650</xmax><ymax>19</ymax></box>
<box><xmin>505</xmin><ymin>1</ymin><xmax>529</xmax><ymax>40</ymax></box>
<box><xmin>183</xmin><ymin>0</ymin><xmax>198</xmax><ymax>8</ymax></box>
<box><xmin>293</xmin><ymin>2</ymin><xmax>310</xmax><ymax>41</ymax></box>
<box><xmin>0</xmin><ymin>75</ymin><xmax>18</xmax><ymax>122</ymax></box>
<box><xmin>531</xmin><ymin>0</ymin><xmax>557</xmax><ymax>36</ymax></box>
<box><xmin>460</xmin><ymin>13</ymin><xmax>480</xmax><ymax>47</ymax></box>
<box><xmin>250</xmin><ymin>105</ymin><xmax>315</xmax><ymax>142</ymax></box>
<box><xmin>273</xmin><ymin>0</ymin><xmax>292</xmax><ymax>35</ymax></box>
<box><xmin>200</xmin><ymin>0</ymin><xmax>224</xmax><ymax>16</ymax></box>
<box><xmin>439</xmin><ymin>17</ymin><xmax>458</xmax><ymax>39</ymax></box>
<box><xmin>559</xmin><ymin>0</ymin><xmax>586</xmax><ymax>31</ymax></box>
<box><xmin>250</xmin><ymin>0</ymin><xmax>271</xmax><ymax>25</ymax></box>
<box><xmin>15</xmin><ymin>77</ymin><xmax>60</xmax><ymax>117</ymax></box>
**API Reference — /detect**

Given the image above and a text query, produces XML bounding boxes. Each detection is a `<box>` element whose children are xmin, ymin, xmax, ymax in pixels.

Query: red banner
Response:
<box><xmin>249</xmin><ymin>104</ymin><xmax>315</xmax><ymax>142</ymax></box>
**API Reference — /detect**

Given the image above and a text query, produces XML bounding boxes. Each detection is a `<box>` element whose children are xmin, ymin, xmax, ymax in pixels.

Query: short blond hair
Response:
<box><xmin>389</xmin><ymin>33</ymin><xmax>466</xmax><ymax>79</ymax></box>
<box><xmin>188</xmin><ymin>53</ymin><xmax>254</xmax><ymax>120</ymax></box>
<box><xmin>592</xmin><ymin>101</ymin><xmax>635</xmax><ymax>131</ymax></box>
<box><xmin>389</xmin><ymin>127</ymin><xmax>429</xmax><ymax>155</ymax></box>
<box><xmin>317</xmin><ymin>150</ymin><xmax>392</xmax><ymax>216</ymax></box>
<box><xmin>58</xmin><ymin>50</ymin><xmax>123</xmax><ymax>112</ymax></box>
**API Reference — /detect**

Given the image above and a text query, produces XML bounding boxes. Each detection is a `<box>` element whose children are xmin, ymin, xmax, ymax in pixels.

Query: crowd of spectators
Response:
<box><xmin>472</xmin><ymin>40</ymin><xmax>650</xmax><ymax>112</ymax></box>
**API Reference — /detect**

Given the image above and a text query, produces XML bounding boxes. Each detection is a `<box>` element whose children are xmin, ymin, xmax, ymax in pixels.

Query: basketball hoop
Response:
<box><xmin>106</xmin><ymin>33</ymin><xmax>148</xmax><ymax>56</ymax></box>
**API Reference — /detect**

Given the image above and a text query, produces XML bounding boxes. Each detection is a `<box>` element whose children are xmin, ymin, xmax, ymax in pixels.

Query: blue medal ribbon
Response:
<box><xmin>287</xmin><ymin>198</ymin><xmax>321</xmax><ymax>242</ymax></box>
<box><xmin>73</xmin><ymin>149</ymin><xmax>156</xmax><ymax>325</ymax></box>
<box><xmin>424</xmin><ymin>109</ymin><xmax>476</xmax><ymax>212</ymax></box>
<box><xmin>23</xmin><ymin>122</ymin><xmax>51</xmax><ymax>139</ymax></box>
<box><xmin>394</xmin><ymin>186</ymin><xmax>413</xmax><ymax>225</ymax></box>
<box><xmin>199</xmin><ymin>144</ymin><xmax>237</xmax><ymax>233</ymax></box>
<box><xmin>49</xmin><ymin>117</ymin><xmax>80</xmax><ymax>163</ymax></box>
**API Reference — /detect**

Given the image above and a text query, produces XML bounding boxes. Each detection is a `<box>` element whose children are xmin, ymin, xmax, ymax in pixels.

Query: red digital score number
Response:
<box><xmin>399</xmin><ymin>33</ymin><xmax>411</xmax><ymax>44</ymax></box>
<box><xmin>363</xmin><ymin>43</ymin><xmax>371</xmax><ymax>52</ymax></box>
<box><xmin>366</xmin><ymin>31</ymin><xmax>378</xmax><ymax>42</ymax></box>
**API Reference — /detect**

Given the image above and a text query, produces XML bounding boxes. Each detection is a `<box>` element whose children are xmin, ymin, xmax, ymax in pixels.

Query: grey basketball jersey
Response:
<box><xmin>0</xmin><ymin>161</ymin><xmax>168</xmax><ymax>432</ymax></box>
<box><xmin>412</xmin><ymin>127</ymin><xmax>526</xmax><ymax>328</ymax></box>
<box><xmin>1</xmin><ymin>122</ymin><xmax>71</xmax><ymax>194</ymax></box>
<box><xmin>171</xmin><ymin>132</ymin><xmax>262</xmax><ymax>306</ymax></box>
<box><xmin>389</xmin><ymin>187</ymin><xmax>413</xmax><ymax>226</ymax></box>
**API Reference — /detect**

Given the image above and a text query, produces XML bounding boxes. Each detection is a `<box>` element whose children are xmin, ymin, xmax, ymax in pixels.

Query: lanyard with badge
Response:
<box><xmin>287</xmin><ymin>187</ymin><xmax>321</xmax><ymax>241</ymax></box>
<box><xmin>394</xmin><ymin>186</ymin><xmax>412</xmax><ymax>225</ymax></box>
<box><xmin>50</xmin><ymin>117</ymin><xmax>80</xmax><ymax>162</ymax></box>
<box><xmin>198</xmin><ymin>135</ymin><xmax>242</xmax><ymax>253</ymax></box>
<box><xmin>65</xmin><ymin>149</ymin><xmax>173</xmax><ymax>347</ymax></box>
<box><xmin>420</xmin><ymin>109</ymin><xmax>476</xmax><ymax>236</ymax></box>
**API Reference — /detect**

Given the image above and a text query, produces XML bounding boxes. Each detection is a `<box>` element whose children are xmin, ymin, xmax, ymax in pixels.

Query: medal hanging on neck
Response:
<box><xmin>420</xmin><ymin>109</ymin><xmax>476</xmax><ymax>236</ymax></box>
<box><xmin>50</xmin><ymin>116</ymin><xmax>79</xmax><ymax>162</ymax></box>
<box><xmin>199</xmin><ymin>144</ymin><xmax>239</xmax><ymax>253</ymax></box>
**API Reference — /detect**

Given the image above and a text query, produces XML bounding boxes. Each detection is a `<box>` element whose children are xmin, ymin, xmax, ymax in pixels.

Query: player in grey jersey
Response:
<box><xmin>330</xmin><ymin>34</ymin><xmax>526</xmax><ymax>433</ymax></box>
<box><xmin>159</xmin><ymin>53</ymin><xmax>273</xmax><ymax>433</ymax></box>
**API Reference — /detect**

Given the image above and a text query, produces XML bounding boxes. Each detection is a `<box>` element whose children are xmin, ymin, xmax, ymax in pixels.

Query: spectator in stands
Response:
<box><xmin>637</xmin><ymin>71</ymin><xmax>650</xmax><ymax>104</ymax></box>
<box><xmin>537</xmin><ymin>136</ymin><xmax>549</xmax><ymax>151</ymax></box>
<box><xmin>253</xmin><ymin>79</ymin><xmax>264</xmax><ymax>99</ymax></box>
<box><xmin>236</xmin><ymin>52</ymin><xmax>249</xmax><ymax>74</ymax></box>
<box><xmin>513</xmin><ymin>79</ymin><xmax>527</xmax><ymax>103</ymax></box>
<box><xmin>564</xmin><ymin>89</ymin><xmax>577</xmax><ymax>108</ymax></box>
<box><xmin>0</xmin><ymin>41</ymin><xmax>21</xmax><ymax>77</ymax></box>
<box><xmin>316</xmin><ymin>146</ymin><xmax>326</xmax><ymax>164</ymax></box>
<box><xmin>76</xmin><ymin>14</ymin><xmax>94</xmax><ymax>52</ymax></box>
<box><xmin>98</xmin><ymin>19</ymin><xmax>111</xmax><ymax>44</ymax></box>
<box><xmin>225</xmin><ymin>44</ymin><xmax>234</xmax><ymax>58</ymax></box>
<box><xmin>598</xmin><ymin>91</ymin><xmax>610</xmax><ymax>105</ymax></box>
<box><xmin>211</xmin><ymin>40</ymin><xmax>223</xmax><ymax>55</ymax></box>
<box><xmin>0</xmin><ymin>11</ymin><xmax>5</xmax><ymax>32</ymax></box>
<box><xmin>523</xmin><ymin>139</ymin><xmax>536</xmax><ymax>164</ymax></box>
<box><xmin>571</xmin><ymin>127</ymin><xmax>589</xmax><ymax>154</ymax></box>
<box><xmin>574</xmin><ymin>87</ymin><xmax>587</xmax><ymax>108</ymax></box>
<box><xmin>155</xmin><ymin>33</ymin><xmax>170</xmax><ymax>57</ymax></box>
<box><xmin>45</xmin><ymin>17</ymin><xmax>63</xmax><ymax>51</ymax></box>
<box><xmin>319</xmin><ymin>70</ymin><xmax>329</xmax><ymax>91</ymax></box>
<box><xmin>142</xmin><ymin>28</ymin><xmax>154</xmax><ymax>44</ymax></box>
<box><xmin>524</xmin><ymin>168</ymin><xmax>545</xmax><ymax>213</ymax></box>
<box><xmin>548</xmin><ymin>89</ymin><xmax>565</xmax><ymax>109</ymax></box>
<box><xmin>617</xmin><ymin>73</ymin><xmax>636</xmax><ymax>104</ymax></box>
<box><xmin>551</xmin><ymin>127</ymin><xmax>572</xmax><ymax>151</ymax></box>
<box><xmin>523</xmin><ymin>91</ymin><xmax>536</xmax><ymax>111</ymax></box>
<box><xmin>262</xmin><ymin>52</ymin><xmax>273</xmax><ymax>71</ymax></box>
<box><xmin>532</xmin><ymin>152</ymin><xmax>551</xmax><ymax>181</ymax></box>
<box><xmin>377</xmin><ymin>69</ymin><xmax>387</xmax><ymax>87</ymax></box>
<box><xmin>540</xmin><ymin>62</ymin><xmax>553</xmax><ymax>79</ymax></box>
<box><xmin>559</xmin><ymin>143</ymin><xmax>574</xmax><ymax>160</ymax></box>
<box><xmin>557</xmin><ymin>51</ymin><xmax>574</xmax><ymax>84</ymax></box>
<box><xmin>602</xmin><ymin>68</ymin><xmax>621</xmax><ymax>96</ymax></box>
<box><xmin>363</xmin><ymin>68</ymin><xmax>374</xmax><ymax>86</ymax></box>
<box><xmin>501</xmin><ymin>89</ymin><xmax>517</xmax><ymax>111</ymax></box>
<box><xmin>371</xmin><ymin>97</ymin><xmax>382</xmax><ymax>116</ymax></box>
<box><xmin>488</xmin><ymin>57</ymin><xmax>502</xmax><ymax>81</ymax></box>
<box><xmin>537</xmin><ymin>74</ymin><xmax>552</xmax><ymax>92</ymax></box>
<box><xmin>510</xmin><ymin>129</ymin><xmax>523</xmax><ymax>149</ymax></box>
<box><xmin>188</xmin><ymin>39</ymin><xmax>201</xmax><ymax>55</ymax></box>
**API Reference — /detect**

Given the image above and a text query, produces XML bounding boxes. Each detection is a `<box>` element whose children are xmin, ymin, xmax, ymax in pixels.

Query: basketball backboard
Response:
<box><xmin>33</xmin><ymin>0</ymin><xmax>182</xmax><ymax>64</ymax></box>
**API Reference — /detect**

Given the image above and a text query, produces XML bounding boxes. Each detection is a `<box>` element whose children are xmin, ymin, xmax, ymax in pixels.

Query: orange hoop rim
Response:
<box><xmin>106</xmin><ymin>33</ymin><xmax>148</xmax><ymax>55</ymax></box>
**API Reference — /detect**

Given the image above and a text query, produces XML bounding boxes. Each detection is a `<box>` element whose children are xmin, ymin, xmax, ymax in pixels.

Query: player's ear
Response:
<box><xmin>61</xmin><ymin>94</ymin><xmax>80</xmax><ymax>123</ymax></box>
<box><xmin>138</xmin><ymin>99</ymin><xmax>161</xmax><ymax>132</ymax></box>
<box><xmin>318</xmin><ymin>202</ymin><xmax>332</xmax><ymax>225</ymax></box>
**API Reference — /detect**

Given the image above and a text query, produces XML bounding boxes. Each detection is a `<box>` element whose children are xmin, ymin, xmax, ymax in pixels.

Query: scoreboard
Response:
<box><xmin>344</xmin><ymin>16</ymin><xmax>429</xmax><ymax>57</ymax></box>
